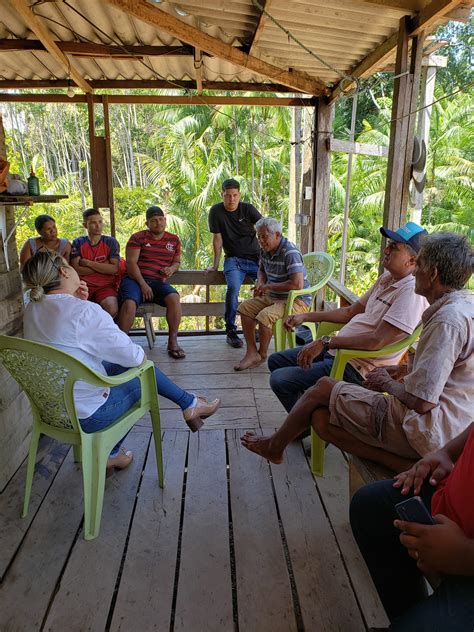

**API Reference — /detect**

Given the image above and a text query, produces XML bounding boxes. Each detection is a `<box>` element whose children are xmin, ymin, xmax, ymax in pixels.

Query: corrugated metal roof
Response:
<box><xmin>0</xmin><ymin>0</ymin><xmax>470</xmax><ymax>94</ymax></box>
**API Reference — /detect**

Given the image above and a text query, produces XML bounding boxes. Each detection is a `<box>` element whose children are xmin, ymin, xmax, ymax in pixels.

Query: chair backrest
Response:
<box><xmin>0</xmin><ymin>336</ymin><xmax>99</xmax><ymax>432</ymax></box>
<box><xmin>303</xmin><ymin>252</ymin><xmax>335</xmax><ymax>290</ymax></box>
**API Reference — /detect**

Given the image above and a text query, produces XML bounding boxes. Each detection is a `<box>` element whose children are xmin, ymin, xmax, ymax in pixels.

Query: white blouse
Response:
<box><xmin>23</xmin><ymin>293</ymin><xmax>145</xmax><ymax>418</ymax></box>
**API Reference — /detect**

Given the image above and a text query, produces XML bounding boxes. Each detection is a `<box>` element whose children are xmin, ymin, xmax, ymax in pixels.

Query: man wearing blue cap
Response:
<box><xmin>266</xmin><ymin>221</ymin><xmax>429</xmax><ymax>414</ymax></box>
<box><xmin>242</xmin><ymin>232</ymin><xmax>473</xmax><ymax>475</ymax></box>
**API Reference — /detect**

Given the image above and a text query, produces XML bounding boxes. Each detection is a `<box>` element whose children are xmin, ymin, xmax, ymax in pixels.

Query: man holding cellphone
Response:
<box><xmin>350</xmin><ymin>423</ymin><xmax>474</xmax><ymax>631</ymax></box>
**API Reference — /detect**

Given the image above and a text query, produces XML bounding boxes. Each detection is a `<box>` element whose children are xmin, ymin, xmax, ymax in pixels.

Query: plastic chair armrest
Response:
<box><xmin>316</xmin><ymin>321</ymin><xmax>344</xmax><ymax>337</ymax></box>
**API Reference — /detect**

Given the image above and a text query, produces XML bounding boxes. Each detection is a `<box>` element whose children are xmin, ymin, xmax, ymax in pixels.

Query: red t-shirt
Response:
<box><xmin>71</xmin><ymin>235</ymin><xmax>120</xmax><ymax>288</ymax></box>
<box><xmin>126</xmin><ymin>230</ymin><xmax>181</xmax><ymax>281</ymax></box>
<box><xmin>431</xmin><ymin>426</ymin><xmax>474</xmax><ymax>538</ymax></box>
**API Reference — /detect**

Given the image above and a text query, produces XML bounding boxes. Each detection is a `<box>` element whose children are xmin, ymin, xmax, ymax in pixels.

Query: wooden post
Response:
<box><xmin>102</xmin><ymin>96</ymin><xmax>116</xmax><ymax>236</ymax></box>
<box><xmin>288</xmin><ymin>105</ymin><xmax>302</xmax><ymax>244</ymax></box>
<box><xmin>381</xmin><ymin>17</ymin><xmax>425</xmax><ymax>265</ymax></box>
<box><xmin>0</xmin><ymin>113</ymin><xmax>32</xmax><ymax>489</ymax></box>
<box><xmin>340</xmin><ymin>92</ymin><xmax>358</xmax><ymax>284</ymax></box>
<box><xmin>298</xmin><ymin>107</ymin><xmax>315</xmax><ymax>254</ymax></box>
<box><xmin>87</xmin><ymin>95</ymin><xmax>115</xmax><ymax>235</ymax></box>
<box><xmin>312</xmin><ymin>98</ymin><xmax>334</xmax><ymax>253</ymax></box>
<box><xmin>411</xmin><ymin>60</ymin><xmax>442</xmax><ymax>224</ymax></box>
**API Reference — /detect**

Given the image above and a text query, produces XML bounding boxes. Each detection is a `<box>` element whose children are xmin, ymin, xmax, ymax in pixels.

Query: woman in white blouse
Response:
<box><xmin>22</xmin><ymin>250</ymin><xmax>220</xmax><ymax>471</ymax></box>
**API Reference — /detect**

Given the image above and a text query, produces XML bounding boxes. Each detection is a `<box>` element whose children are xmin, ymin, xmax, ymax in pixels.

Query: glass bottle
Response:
<box><xmin>27</xmin><ymin>168</ymin><xmax>40</xmax><ymax>196</ymax></box>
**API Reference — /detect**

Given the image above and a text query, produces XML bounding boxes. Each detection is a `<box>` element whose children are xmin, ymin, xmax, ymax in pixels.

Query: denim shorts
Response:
<box><xmin>119</xmin><ymin>275</ymin><xmax>178</xmax><ymax>306</ymax></box>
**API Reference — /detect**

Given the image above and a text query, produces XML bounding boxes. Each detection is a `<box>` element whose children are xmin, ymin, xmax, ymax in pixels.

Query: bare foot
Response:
<box><xmin>240</xmin><ymin>432</ymin><xmax>284</xmax><ymax>464</ymax></box>
<box><xmin>234</xmin><ymin>352</ymin><xmax>265</xmax><ymax>371</ymax></box>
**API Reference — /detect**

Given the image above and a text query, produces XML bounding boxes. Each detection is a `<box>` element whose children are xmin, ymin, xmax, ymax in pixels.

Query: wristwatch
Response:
<box><xmin>320</xmin><ymin>335</ymin><xmax>332</xmax><ymax>351</ymax></box>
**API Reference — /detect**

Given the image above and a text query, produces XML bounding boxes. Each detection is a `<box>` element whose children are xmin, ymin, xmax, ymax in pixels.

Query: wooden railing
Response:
<box><xmin>135</xmin><ymin>270</ymin><xmax>255</xmax><ymax>336</ymax></box>
<box><xmin>134</xmin><ymin>270</ymin><xmax>359</xmax><ymax>336</ymax></box>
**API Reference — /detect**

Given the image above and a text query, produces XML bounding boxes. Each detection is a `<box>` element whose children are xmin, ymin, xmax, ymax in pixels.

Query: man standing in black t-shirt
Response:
<box><xmin>207</xmin><ymin>179</ymin><xmax>262</xmax><ymax>347</ymax></box>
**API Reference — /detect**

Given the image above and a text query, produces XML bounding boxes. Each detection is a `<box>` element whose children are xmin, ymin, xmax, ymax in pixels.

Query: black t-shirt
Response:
<box><xmin>208</xmin><ymin>201</ymin><xmax>262</xmax><ymax>260</ymax></box>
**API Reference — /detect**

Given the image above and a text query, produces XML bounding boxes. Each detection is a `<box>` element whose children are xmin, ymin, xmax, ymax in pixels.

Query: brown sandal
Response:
<box><xmin>167</xmin><ymin>347</ymin><xmax>186</xmax><ymax>359</ymax></box>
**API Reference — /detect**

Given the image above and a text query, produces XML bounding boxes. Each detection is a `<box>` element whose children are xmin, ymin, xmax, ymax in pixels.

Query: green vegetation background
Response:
<box><xmin>4</xmin><ymin>21</ymin><xmax>473</xmax><ymax>305</ymax></box>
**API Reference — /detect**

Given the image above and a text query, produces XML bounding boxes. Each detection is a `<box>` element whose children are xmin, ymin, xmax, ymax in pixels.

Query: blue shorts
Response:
<box><xmin>119</xmin><ymin>276</ymin><xmax>178</xmax><ymax>306</ymax></box>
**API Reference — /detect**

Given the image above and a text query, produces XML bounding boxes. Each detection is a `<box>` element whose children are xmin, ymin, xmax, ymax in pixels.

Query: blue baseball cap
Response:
<box><xmin>380</xmin><ymin>221</ymin><xmax>428</xmax><ymax>253</ymax></box>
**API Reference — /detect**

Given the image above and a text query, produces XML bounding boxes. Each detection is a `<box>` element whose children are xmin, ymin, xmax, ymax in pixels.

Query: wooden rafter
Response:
<box><xmin>0</xmin><ymin>79</ymin><xmax>302</xmax><ymax>93</ymax></box>
<box><xmin>103</xmin><ymin>0</ymin><xmax>328</xmax><ymax>96</ymax></box>
<box><xmin>0</xmin><ymin>39</ymin><xmax>196</xmax><ymax>57</ymax></box>
<box><xmin>328</xmin><ymin>0</ymin><xmax>465</xmax><ymax>102</ymax></box>
<box><xmin>411</xmin><ymin>0</ymin><xmax>466</xmax><ymax>34</ymax></box>
<box><xmin>248</xmin><ymin>0</ymin><xmax>271</xmax><ymax>57</ymax></box>
<box><xmin>0</xmin><ymin>93</ymin><xmax>316</xmax><ymax>106</ymax></box>
<box><xmin>13</xmin><ymin>0</ymin><xmax>93</xmax><ymax>93</ymax></box>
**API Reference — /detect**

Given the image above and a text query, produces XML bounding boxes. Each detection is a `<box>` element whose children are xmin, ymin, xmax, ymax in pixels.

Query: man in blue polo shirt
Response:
<box><xmin>234</xmin><ymin>217</ymin><xmax>310</xmax><ymax>371</ymax></box>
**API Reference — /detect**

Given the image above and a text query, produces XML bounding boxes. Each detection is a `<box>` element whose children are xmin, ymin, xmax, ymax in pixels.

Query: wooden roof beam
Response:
<box><xmin>328</xmin><ymin>0</ymin><xmax>465</xmax><ymax>102</ymax></box>
<box><xmin>0</xmin><ymin>39</ymin><xmax>200</xmax><ymax>57</ymax></box>
<box><xmin>103</xmin><ymin>0</ymin><xmax>328</xmax><ymax>96</ymax></box>
<box><xmin>0</xmin><ymin>93</ymin><xmax>317</xmax><ymax>106</ymax></box>
<box><xmin>13</xmin><ymin>0</ymin><xmax>93</xmax><ymax>93</ymax></box>
<box><xmin>411</xmin><ymin>0</ymin><xmax>467</xmax><ymax>34</ymax></box>
<box><xmin>0</xmin><ymin>79</ymin><xmax>303</xmax><ymax>92</ymax></box>
<box><xmin>247</xmin><ymin>0</ymin><xmax>272</xmax><ymax>57</ymax></box>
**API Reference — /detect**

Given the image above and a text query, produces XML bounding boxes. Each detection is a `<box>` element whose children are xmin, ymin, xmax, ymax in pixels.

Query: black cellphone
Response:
<box><xmin>395</xmin><ymin>496</ymin><xmax>435</xmax><ymax>525</ymax></box>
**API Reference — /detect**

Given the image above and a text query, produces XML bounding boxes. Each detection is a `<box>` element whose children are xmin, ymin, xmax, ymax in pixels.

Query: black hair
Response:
<box><xmin>83</xmin><ymin>208</ymin><xmax>101</xmax><ymax>222</ymax></box>
<box><xmin>34</xmin><ymin>214</ymin><xmax>55</xmax><ymax>233</ymax></box>
<box><xmin>221</xmin><ymin>178</ymin><xmax>240</xmax><ymax>191</ymax></box>
<box><xmin>146</xmin><ymin>206</ymin><xmax>164</xmax><ymax>220</ymax></box>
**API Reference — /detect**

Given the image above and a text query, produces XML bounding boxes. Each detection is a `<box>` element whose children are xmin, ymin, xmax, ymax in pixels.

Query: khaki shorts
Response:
<box><xmin>237</xmin><ymin>295</ymin><xmax>309</xmax><ymax>329</ymax></box>
<box><xmin>328</xmin><ymin>382</ymin><xmax>420</xmax><ymax>459</ymax></box>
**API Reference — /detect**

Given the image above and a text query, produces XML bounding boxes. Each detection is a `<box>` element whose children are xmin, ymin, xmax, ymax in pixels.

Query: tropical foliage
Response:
<box><xmin>3</xmin><ymin>22</ymin><xmax>473</xmax><ymax>297</ymax></box>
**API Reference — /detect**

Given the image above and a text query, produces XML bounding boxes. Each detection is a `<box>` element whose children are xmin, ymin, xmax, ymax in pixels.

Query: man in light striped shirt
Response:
<box><xmin>234</xmin><ymin>217</ymin><xmax>310</xmax><ymax>371</ymax></box>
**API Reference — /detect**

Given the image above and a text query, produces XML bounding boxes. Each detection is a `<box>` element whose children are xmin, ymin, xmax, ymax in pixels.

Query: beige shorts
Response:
<box><xmin>329</xmin><ymin>382</ymin><xmax>420</xmax><ymax>459</ymax></box>
<box><xmin>237</xmin><ymin>295</ymin><xmax>309</xmax><ymax>329</ymax></box>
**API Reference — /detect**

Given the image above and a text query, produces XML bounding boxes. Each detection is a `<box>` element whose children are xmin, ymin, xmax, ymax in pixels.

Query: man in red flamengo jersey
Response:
<box><xmin>118</xmin><ymin>206</ymin><xmax>185</xmax><ymax>359</ymax></box>
<box><xmin>71</xmin><ymin>208</ymin><xmax>121</xmax><ymax>318</ymax></box>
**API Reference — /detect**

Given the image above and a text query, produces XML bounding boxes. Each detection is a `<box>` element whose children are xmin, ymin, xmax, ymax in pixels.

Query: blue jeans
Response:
<box><xmin>350</xmin><ymin>479</ymin><xmax>474</xmax><ymax>630</ymax></box>
<box><xmin>268</xmin><ymin>347</ymin><xmax>364</xmax><ymax>412</ymax></box>
<box><xmin>79</xmin><ymin>361</ymin><xmax>194</xmax><ymax>455</ymax></box>
<box><xmin>223</xmin><ymin>256</ymin><xmax>259</xmax><ymax>331</ymax></box>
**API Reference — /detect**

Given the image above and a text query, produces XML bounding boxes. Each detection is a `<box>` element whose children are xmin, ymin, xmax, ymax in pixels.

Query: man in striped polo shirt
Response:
<box><xmin>234</xmin><ymin>217</ymin><xmax>310</xmax><ymax>371</ymax></box>
<box><xmin>118</xmin><ymin>206</ymin><xmax>185</xmax><ymax>359</ymax></box>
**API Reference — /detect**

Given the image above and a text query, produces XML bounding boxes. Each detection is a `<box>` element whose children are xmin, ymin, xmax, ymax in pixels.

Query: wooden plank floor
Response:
<box><xmin>0</xmin><ymin>335</ymin><xmax>389</xmax><ymax>632</ymax></box>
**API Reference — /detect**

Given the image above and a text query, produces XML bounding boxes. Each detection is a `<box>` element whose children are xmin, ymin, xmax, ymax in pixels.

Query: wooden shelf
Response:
<box><xmin>0</xmin><ymin>194</ymin><xmax>68</xmax><ymax>206</ymax></box>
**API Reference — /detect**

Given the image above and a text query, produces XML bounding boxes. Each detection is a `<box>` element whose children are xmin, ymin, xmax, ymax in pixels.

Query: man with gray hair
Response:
<box><xmin>242</xmin><ymin>232</ymin><xmax>473</xmax><ymax>473</ymax></box>
<box><xmin>234</xmin><ymin>217</ymin><xmax>310</xmax><ymax>371</ymax></box>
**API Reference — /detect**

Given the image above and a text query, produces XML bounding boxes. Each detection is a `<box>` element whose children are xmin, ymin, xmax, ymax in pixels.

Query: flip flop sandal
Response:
<box><xmin>167</xmin><ymin>347</ymin><xmax>186</xmax><ymax>359</ymax></box>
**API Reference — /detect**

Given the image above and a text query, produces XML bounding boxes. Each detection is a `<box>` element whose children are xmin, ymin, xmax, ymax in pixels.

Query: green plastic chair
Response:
<box><xmin>273</xmin><ymin>252</ymin><xmax>335</xmax><ymax>351</ymax></box>
<box><xmin>0</xmin><ymin>335</ymin><xmax>164</xmax><ymax>540</ymax></box>
<box><xmin>309</xmin><ymin>322</ymin><xmax>423</xmax><ymax>476</ymax></box>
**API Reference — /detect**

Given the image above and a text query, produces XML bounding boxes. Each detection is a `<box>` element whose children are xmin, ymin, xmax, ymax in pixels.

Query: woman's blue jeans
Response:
<box><xmin>79</xmin><ymin>361</ymin><xmax>194</xmax><ymax>455</ymax></box>
<box><xmin>350</xmin><ymin>479</ymin><xmax>474</xmax><ymax>631</ymax></box>
<box><xmin>223</xmin><ymin>256</ymin><xmax>259</xmax><ymax>331</ymax></box>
